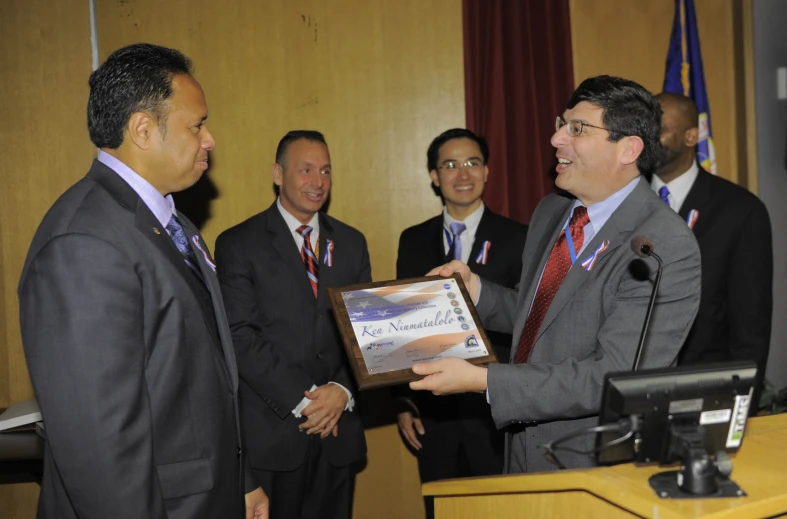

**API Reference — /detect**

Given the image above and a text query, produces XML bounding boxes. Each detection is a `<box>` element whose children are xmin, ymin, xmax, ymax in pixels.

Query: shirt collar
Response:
<box><xmin>650</xmin><ymin>161</ymin><xmax>699</xmax><ymax>212</ymax></box>
<box><xmin>97</xmin><ymin>150</ymin><xmax>175</xmax><ymax>228</ymax></box>
<box><xmin>276</xmin><ymin>197</ymin><xmax>320</xmax><ymax>236</ymax></box>
<box><xmin>442</xmin><ymin>202</ymin><xmax>485</xmax><ymax>236</ymax></box>
<box><xmin>575</xmin><ymin>176</ymin><xmax>641</xmax><ymax>234</ymax></box>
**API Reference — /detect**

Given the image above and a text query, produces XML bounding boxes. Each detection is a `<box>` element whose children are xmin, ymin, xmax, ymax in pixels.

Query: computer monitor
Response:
<box><xmin>596</xmin><ymin>361</ymin><xmax>756</xmax><ymax>495</ymax></box>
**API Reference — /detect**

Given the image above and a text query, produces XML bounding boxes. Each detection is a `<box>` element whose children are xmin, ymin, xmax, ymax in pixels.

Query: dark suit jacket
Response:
<box><xmin>215</xmin><ymin>203</ymin><xmax>370</xmax><ymax>472</ymax></box>
<box><xmin>18</xmin><ymin>160</ymin><xmax>252</xmax><ymax>519</ymax></box>
<box><xmin>395</xmin><ymin>208</ymin><xmax>527</xmax><ymax>431</ymax></box>
<box><xmin>479</xmin><ymin>178</ymin><xmax>701</xmax><ymax>473</ymax></box>
<box><xmin>677</xmin><ymin>168</ymin><xmax>773</xmax><ymax>409</ymax></box>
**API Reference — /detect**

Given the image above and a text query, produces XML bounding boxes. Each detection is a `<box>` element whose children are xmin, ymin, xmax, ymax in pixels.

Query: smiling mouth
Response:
<box><xmin>454</xmin><ymin>185</ymin><xmax>475</xmax><ymax>192</ymax></box>
<box><xmin>556</xmin><ymin>157</ymin><xmax>572</xmax><ymax>171</ymax></box>
<box><xmin>304</xmin><ymin>191</ymin><xmax>325</xmax><ymax>201</ymax></box>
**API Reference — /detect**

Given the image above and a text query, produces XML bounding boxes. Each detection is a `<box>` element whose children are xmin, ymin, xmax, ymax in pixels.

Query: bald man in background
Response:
<box><xmin>651</xmin><ymin>92</ymin><xmax>773</xmax><ymax>412</ymax></box>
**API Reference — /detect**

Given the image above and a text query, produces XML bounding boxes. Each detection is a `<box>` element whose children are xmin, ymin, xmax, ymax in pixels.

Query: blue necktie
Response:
<box><xmin>166</xmin><ymin>215</ymin><xmax>201</xmax><ymax>275</ymax></box>
<box><xmin>449</xmin><ymin>222</ymin><xmax>466</xmax><ymax>261</ymax></box>
<box><xmin>658</xmin><ymin>186</ymin><xmax>671</xmax><ymax>207</ymax></box>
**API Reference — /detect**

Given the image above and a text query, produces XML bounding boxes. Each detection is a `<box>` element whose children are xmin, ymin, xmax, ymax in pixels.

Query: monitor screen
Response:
<box><xmin>596</xmin><ymin>361</ymin><xmax>756</xmax><ymax>465</ymax></box>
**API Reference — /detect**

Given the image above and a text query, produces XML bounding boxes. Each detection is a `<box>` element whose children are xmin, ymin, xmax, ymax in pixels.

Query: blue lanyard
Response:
<box><xmin>564</xmin><ymin>221</ymin><xmax>577</xmax><ymax>265</ymax></box>
<box><xmin>444</xmin><ymin>228</ymin><xmax>453</xmax><ymax>248</ymax></box>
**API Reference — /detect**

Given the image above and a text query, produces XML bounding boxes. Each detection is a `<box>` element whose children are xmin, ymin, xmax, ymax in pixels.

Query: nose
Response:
<box><xmin>550</xmin><ymin>126</ymin><xmax>568</xmax><ymax>148</ymax></box>
<box><xmin>201</xmin><ymin>125</ymin><xmax>216</xmax><ymax>151</ymax></box>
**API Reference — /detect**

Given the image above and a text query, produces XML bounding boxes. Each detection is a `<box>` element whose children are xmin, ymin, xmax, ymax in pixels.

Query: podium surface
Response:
<box><xmin>423</xmin><ymin>413</ymin><xmax>787</xmax><ymax>518</ymax></box>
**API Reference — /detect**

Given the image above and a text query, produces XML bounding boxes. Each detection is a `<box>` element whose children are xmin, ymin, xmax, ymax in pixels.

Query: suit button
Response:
<box><xmin>317</xmin><ymin>353</ymin><xmax>323</xmax><ymax>359</ymax></box>
<box><xmin>238</xmin><ymin>448</ymin><xmax>242</xmax><ymax>457</ymax></box>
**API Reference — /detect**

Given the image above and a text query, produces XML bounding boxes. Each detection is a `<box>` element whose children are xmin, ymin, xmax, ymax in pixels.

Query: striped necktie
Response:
<box><xmin>514</xmin><ymin>206</ymin><xmax>589</xmax><ymax>364</ymax></box>
<box><xmin>446</xmin><ymin>222</ymin><xmax>466</xmax><ymax>261</ymax></box>
<box><xmin>297</xmin><ymin>225</ymin><xmax>319</xmax><ymax>298</ymax></box>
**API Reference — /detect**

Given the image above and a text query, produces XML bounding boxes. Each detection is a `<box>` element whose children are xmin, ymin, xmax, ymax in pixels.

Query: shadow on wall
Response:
<box><xmin>173</xmin><ymin>169</ymin><xmax>220</xmax><ymax>231</ymax></box>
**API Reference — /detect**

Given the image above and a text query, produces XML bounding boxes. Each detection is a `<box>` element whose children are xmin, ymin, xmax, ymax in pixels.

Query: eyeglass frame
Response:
<box><xmin>555</xmin><ymin>116</ymin><xmax>621</xmax><ymax>138</ymax></box>
<box><xmin>436</xmin><ymin>158</ymin><xmax>485</xmax><ymax>172</ymax></box>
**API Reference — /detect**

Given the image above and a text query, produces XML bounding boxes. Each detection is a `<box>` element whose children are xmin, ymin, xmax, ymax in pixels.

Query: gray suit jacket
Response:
<box><xmin>477</xmin><ymin>178</ymin><xmax>701</xmax><ymax>473</ymax></box>
<box><xmin>18</xmin><ymin>160</ymin><xmax>253</xmax><ymax>518</ymax></box>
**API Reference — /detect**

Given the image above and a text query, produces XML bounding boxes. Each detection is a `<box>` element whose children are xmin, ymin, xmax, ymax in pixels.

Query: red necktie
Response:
<box><xmin>514</xmin><ymin>206</ymin><xmax>590</xmax><ymax>364</ymax></box>
<box><xmin>297</xmin><ymin>225</ymin><xmax>319</xmax><ymax>298</ymax></box>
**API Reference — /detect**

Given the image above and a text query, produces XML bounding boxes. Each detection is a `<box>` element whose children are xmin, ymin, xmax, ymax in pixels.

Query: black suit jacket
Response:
<box><xmin>19</xmin><ymin>160</ymin><xmax>252</xmax><ymax>519</ymax></box>
<box><xmin>677</xmin><ymin>168</ymin><xmax>773</xmax><ymax>407</ymax></box>
<box><xmin>395</xmin><ymin>207</ymin><xmax>527</xmax><ymax>428</ymax></box>
<box><xmin>215</xmin><ymin>203</ymin><xmax>370</xmax><ymax>472</ymax></box>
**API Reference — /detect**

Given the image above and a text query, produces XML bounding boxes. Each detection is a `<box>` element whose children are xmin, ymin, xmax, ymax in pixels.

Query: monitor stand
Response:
<box><xmin>648</xmin><ymin>424</ymin><xmax>746</xmax><ymax>499</ymax></box>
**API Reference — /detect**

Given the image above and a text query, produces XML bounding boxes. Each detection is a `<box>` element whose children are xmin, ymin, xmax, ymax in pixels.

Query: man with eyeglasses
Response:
<box><xmin>394</xmin><ymin>128</ymin><xmax>527</xmax><ymax>517</ymax></box>
<box><xmin>652</xmin><ymin>92</ymin><xmax>772</xmax><ymax>414</ymax></box>
<box><xmin>408</xmin><ymin>76</ymin><xmax>701</xmax><ymax>473</ymax></box>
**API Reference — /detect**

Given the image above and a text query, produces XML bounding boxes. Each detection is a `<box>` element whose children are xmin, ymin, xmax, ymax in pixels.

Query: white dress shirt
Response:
<box><xmin>442</xmin><ymin>202</ymin><xmax>485</xmax><ymax>264</ymax></box>
<box><xmin>650</xmin><ymin>161</ymin><xmax>699</xmax><ymax>213</ymax></box>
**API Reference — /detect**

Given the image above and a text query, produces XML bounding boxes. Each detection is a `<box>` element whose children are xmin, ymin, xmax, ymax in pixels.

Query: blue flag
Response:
<box><xmin>663</xmin><ymin>0</ymin><xmax>716</xmax><ymax>174</ymax></box>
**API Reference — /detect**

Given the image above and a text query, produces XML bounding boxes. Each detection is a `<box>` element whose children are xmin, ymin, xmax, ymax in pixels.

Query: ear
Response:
<box><xmin>482</xmin><ymin>164</ymin><xmax>489</xmax><ymax>183</ymax></box>
<box><xmin>126</xmin><ymin>112</ymin><xmax>155</xmax><ymax>150</ymax></box>
<box><xmin>429</xmin><ymin>169</ymin><xmax>441</xmax><ymax>188</ymax></box>
<box><xmin>619</xmin><ymin>136</ymin><xmax>644</xmax><ymax>166</ymax></box>
<box><xmin>273</xmin><ymin>163</ymin><xmax>284</xmax><ymax>187</ymax></box>
<box><xmin>684</xmin><ymin>127</ymin><xmax>699</xmax><ymax>147</ymax></box>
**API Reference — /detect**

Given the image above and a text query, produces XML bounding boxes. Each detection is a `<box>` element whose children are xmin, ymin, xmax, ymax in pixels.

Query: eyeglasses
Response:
<box><xmin>556</xmin><ymin>116</ymin><xmax>614</xmax><ymax>137</ymax></box>
<box><xmin>437</xmin><ymin>159</ymin><xmax>484</xmax><ymax>172</ymax></box>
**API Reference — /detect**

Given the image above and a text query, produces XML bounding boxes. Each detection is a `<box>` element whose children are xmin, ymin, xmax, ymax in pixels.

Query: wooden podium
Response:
<box><xmin>423</xmin><ymin>414</ymin><xmax>787</xmax><ymax>519</ymax></box>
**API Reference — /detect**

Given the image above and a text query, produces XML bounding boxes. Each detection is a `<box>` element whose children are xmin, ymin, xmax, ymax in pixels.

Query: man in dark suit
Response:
<box><xmin>395</xmin><ymin>128</ymin><xmax>527</xmax><ymax>517</ymax></box>
<box><xmin>410</xmin><ymin>76</ymin><xmax>701</xmax><ymax>473</ymax></box>
<box><xmin>18</xmin><ymin>44</ymin><xmax>267</xmax><ymax>518</ymax></box>
<box><xmin>215</xmin><ymin>131</ymin><xmax>370</xmax><ymax>519</ymax></box>
<box><xmin>652</xmin><ymin>92</ymin><xmax>773</xmax><ymax>411</ymax></box>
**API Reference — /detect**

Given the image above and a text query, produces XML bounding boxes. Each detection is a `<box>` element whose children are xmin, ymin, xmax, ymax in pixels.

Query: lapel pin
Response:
<box><xmin>686</xmin><ymin>209</ymin><xmax>699</xmax><ymax>229</ymax></box>
<box><xmin>474</xmin><ymin>241</ymin><xmax>491</xmax><ymax>265</ymax></box>
<box><xmin>153</xmin><ymin>227</ymin><xmax>161</xmax><ymax>235</ymax></box>
<box><xmin>581</xmin><ymin>240</ymin><xmax>610</xmax><ymax>271</ymax></box>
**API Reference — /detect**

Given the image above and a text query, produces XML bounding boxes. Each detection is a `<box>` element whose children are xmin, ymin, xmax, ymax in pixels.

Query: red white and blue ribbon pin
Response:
<box><xmin>686</xmin><ymin>209</ymin><xmax>699</xmax><ymax>229</ymax></box>
<box><xmin>191</xmin><ymin>236</ymin><xmax>216</xmax><ymax>272</ymax></box>
<box><xmin>474</xmin><ymin>240</ymin><xmax>491</xmax><ymax>265</ymax></box>
<box><xmin>580</xmin><ymin>240</ymin><xmax>609</xmax><ymax>272</ymax></box>
<box><xmin>323</xmin><ymin>239</ymin><xmax>335</xmax><ymax>267</ymax></box>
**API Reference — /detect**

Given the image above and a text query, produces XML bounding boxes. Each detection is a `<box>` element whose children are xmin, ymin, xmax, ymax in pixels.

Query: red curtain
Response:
<box><xmin>463</xmin><ymin>0</ymin><xmax>574</xmax><ymax>224</ymax></box>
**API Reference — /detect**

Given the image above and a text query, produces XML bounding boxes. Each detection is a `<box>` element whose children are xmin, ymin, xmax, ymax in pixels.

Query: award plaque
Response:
<box><xmin>328</xmin><ymin>274</ymin><xmax>497</xmax><ymax>390</ymax></box>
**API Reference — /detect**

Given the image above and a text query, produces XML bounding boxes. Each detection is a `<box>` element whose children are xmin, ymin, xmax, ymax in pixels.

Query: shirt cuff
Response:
<box><xmin>328</xmin><ymin>381</ymin><xmax>355</xmax><ymax>412</ymax></box>
<box><xmin>474</xmin><ymin>278</ymin><xmax>483</xmax><ymax>305</ymax></box>
<box><xmin>292</xmin><ymin>384</ymin><xmax>318</xmax><ymax>418</ymax></box>
<box><xmin>486</xmin><ymin>387</ymin><xmax>491</xmax><ymax>404</ymax></box>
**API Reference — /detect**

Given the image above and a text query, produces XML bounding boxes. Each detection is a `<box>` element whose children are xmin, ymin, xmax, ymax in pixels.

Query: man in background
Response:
<box><xmin>652</xmin><ymin>92</ymin><xmax>773</xmax><ymax>411</ymax></box>
<box><xmin>18</xmin><ymin>43</ymin><xmax>266</xmax><ymax>518</ymax></box>
<box><xmin>395</xmin><ymin>128</ymin><xmax>527</xmax><ymax>517</ymax></box>
<box><xmin>410</xmin><ymin>76</ymin><xmax>701</xmax><ymax>473</ymax></box>
<box><xmin>215</xmin><ymin>131</ymin><xmax>370</xmax><ymax>519</ymax></box>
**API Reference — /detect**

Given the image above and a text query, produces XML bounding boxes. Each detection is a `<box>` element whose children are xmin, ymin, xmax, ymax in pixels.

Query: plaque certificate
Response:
<box><xmin>328</xmin><ymin>275</ymin><xmax>497</xmax><ymax>390</ymax></box>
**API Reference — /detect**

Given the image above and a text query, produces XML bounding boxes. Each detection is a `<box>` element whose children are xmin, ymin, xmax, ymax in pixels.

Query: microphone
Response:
<box><xmin>629</xmin><ymin>235</ymin><xmax>664</xmax><ymax>371</ymax></box>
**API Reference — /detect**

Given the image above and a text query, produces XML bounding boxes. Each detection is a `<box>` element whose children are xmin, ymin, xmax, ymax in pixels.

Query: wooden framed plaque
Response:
<box><xmin>328</xmin><ymin>274</ymin><xmax>497</xmax><ymax>390</ymax></box>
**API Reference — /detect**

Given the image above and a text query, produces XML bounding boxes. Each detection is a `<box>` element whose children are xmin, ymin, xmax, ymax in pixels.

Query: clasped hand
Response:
<box><xmin>299</xmin><ymin>384</ymin><xmax>348</xmax><ymax>438</ymax></box>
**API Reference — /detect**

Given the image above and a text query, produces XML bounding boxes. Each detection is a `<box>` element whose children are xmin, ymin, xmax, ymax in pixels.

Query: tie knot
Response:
<box><xmin>297</xmin><ymin>225</ymin><xmax>313</xmax><ymax>238</ymax></box>
<box><xmin>570</xmin><ymin>205</ymin><xmax>589</xmax><ymax>229</ymax></box>
<box><xmin>449</xmin><ymin>222</ymin><xmax>466</xmax><ymax>236</ymax></box>
<box><xmin>658</xmin><ymin>186</ymin><xmax>671</xmax><ymax>206</ymax></box>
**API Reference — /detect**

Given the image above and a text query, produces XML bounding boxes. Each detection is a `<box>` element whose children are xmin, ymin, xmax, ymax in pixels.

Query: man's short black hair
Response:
<box><xmin>275</xmin><ymin>130</ymin><xmax>328</xmax><ymax>167</ymax></box>
<box><xmin>567</xmin><ymin>75</ymin><xmax>663</xmax><ymax>175</ymax></box>
<box><xmin>88</xmin><ymin>43</ymin><xmax>193</xmax><ymax>149</ymax></box>
<box><xmin>427</xmin><ymin>128</ymin><xmax>490</xmax><ymax>172</ymax></box>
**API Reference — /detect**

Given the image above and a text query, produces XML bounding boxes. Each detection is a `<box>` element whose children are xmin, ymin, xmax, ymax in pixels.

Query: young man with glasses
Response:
<box><xmin>395</xmin><ymin>128</ymin><xmax>527</xmax><ymax>516</ymax></box>
<box><xmin>409</xmin><ymin>76</ymin><xmax>702</xmax><ymax>474</ymax></box>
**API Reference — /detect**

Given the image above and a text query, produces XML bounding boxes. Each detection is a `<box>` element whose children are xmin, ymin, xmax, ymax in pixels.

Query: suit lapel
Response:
<box><xmin>678</xmin><ymin>168</ymin><xmax>710</xmax><ymax>234</ymax></box>
<box><xmin>267</xmin><ymin>205</ymin><xmax>318</xmax><ymax>304</ymax></box>
<box><xmin>531</xmin><ymin>179</ymin><xmax>648</xmax><ymax>347</ymax></box>
<box><xmin>317</xmin><ymin>213</ymin><xmax>336</xmax><ymax>304</ymax></box>
<box><xmin>179</xmin><ymin>216</ymin><xmax>238</xmax><ymax>390</ymax></box>
<box><xmin>467</xmin><ymin>208</ymin><xmax>490</xmax><ymax>269</ymax></box>
<box><xmin>428</xmin><ymin>216</ymin><xmax>447</xmax><ymax>265</ymax></box>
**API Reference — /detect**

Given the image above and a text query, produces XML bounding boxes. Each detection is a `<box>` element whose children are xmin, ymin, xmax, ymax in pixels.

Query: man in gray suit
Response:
<box><xmin>411</xmin><ymin>76</ymin><xmax>701</xmax><ymax>473</ymax></box>
<box><xmin>18</xmin><ymin>44</ymin><xmax>267</xmax><ymax>518</ymax></box>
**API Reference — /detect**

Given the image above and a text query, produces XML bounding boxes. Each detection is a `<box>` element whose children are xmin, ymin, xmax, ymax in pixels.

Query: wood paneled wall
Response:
<box><xmin>569</xmin><ymin>0</ymin><xmax>748</xmax><ymax>185</ymax></box>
